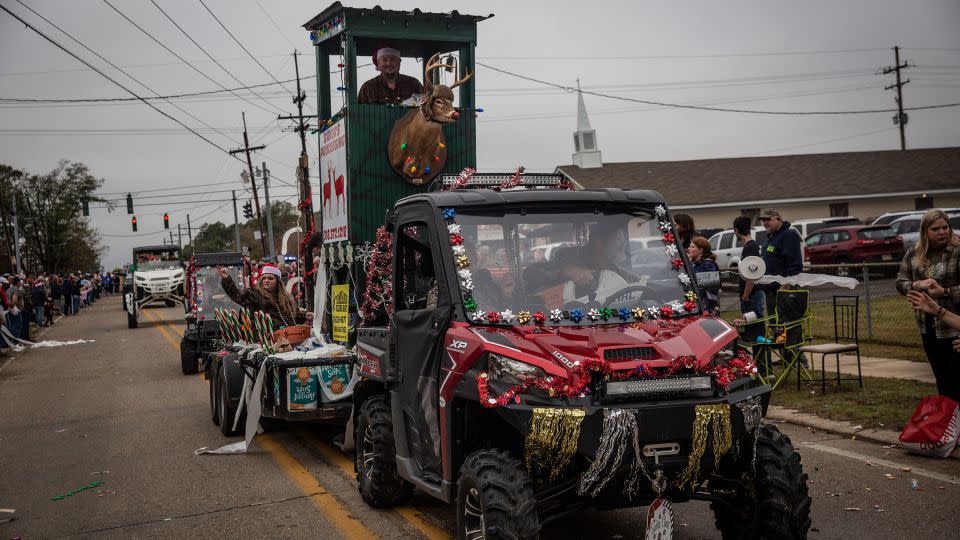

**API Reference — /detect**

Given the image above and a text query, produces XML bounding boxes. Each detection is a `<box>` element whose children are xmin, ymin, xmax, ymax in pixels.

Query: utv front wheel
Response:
<box><xmin>355</xmin><ymin>395</ymin><xmax>414</xmax><ymax>508</ymax></box>
<box><xmin>711</xmin><ymin>424</ymin><xmax>812</xmax><ymax>540</ymax></box>
<box><xmin>456</xmin><ymin>449</ymin><xmax>540</xmax><ymax>540</ymax></box>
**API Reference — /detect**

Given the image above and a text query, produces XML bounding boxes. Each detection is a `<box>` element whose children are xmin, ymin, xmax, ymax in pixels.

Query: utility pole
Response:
<box><xmin>169</xmin><ymin>230</ymin><xmax>174</xmax><ymax>245</ymax></box>
<box><xmin>882</xmin><ymin>46</ymin><xmax>912</xmax><ymax>151</ymax></box>
<box><xmin>11</xmin><ymin>191</ymin><xmax>21</xmax><ymax>274</ymax></box>
<box><xmin>187</xmin><ymin>214</ymin><xmax>193</xmax><ymax>247</ymax></box>
<box><xmin>278</xmin><ymin>50</ymin><xmax>317</xmax><ymax>308</ymax></box>
<box><xmin>177</xmin><ymin>223</ymin><xmax>182</xmax><ymax>251</ymax></box>
<box><xmin>259</xmin><ymin>161</ymin><xmax>276</xmax><ymax>261</ymax></box>
<box><xmin>229</xmin><ymin>112</ymin><xmax>268</xmax><ymax>256</ymax></box>
<box><xmin>231</xmin><ymin>190</ymin><xmax>241</xmax><ymax>252</ymax></box>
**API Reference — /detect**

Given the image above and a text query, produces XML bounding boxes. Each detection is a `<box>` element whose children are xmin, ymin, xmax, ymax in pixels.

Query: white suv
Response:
<box><xmin>709</xmin><ymin>226</ymin><xmax>807</xmax><ymax>270</ymax></box>
<box><xmin>790</xmin><ymin>217</ymin><xmax>861</xmax><ymax>239</ymax></box>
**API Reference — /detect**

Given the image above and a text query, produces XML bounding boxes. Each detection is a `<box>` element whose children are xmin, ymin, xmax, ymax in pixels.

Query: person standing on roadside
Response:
<box><xmin>896</xmin><ymin>209</ymin><xmax>960</xmax><ymax>401</ymax></box>
<box><xmin>687</xmin><ymin>236</ymin><xmax>721</xmax><ymax>314</ymax></box>
<box><xmin>759</xmin><ymin>209</ymin><xmax>803</xmax><ymax>316</ymax></box>
<box><xmin>61</xmin><ymin>275</ymin><xmax>74</xmax><ymax>315</ymax></box>
<box><xmin>673</xmin><ymin>213</ymin><xmax>698</xmax><ymax>250</ymax></box>
<box><xmin>32</xmin><ymin>279</ymin><xmax>46</xmax><ymax>327</ymax></box>
<box><xmin>6</xmin><ymin>276</ymin><xmax>24</xmax><ymax>339</ymax></box>
<box><xmin>734</xmin><ymin>216</ymin><xmax>765</xmax><ymax>317</ymax></box>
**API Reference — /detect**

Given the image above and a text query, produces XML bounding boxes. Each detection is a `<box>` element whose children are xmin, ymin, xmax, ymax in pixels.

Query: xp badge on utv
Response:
<box><xmin>353</xmin><ymin>185</ymin><xmax>812</xmax><ymax>539</ymax></box>
<box><xmin>179</xmin><ymin>252</ymin><xmax>243</xmax><ymax>375</ymax></box>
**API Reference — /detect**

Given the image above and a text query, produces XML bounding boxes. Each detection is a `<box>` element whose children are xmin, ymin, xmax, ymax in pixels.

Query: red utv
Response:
<box><xmin>353</xmin><ymin>178</ymin><xmax>811</xmax><ymax>539</ymax></box>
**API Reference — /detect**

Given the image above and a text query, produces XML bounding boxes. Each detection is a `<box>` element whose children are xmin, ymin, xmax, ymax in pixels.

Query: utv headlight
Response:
<box><xmin>487</xmin><ymin>353</ymin><xmax>546</xmax><ymax>387</ymax></box>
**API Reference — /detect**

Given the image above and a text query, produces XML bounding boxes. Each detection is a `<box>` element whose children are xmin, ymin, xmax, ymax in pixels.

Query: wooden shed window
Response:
<box><xmin>829</xmin><ymin>203</ymin><xmax>849</xmax><ymax>217</ymax></box>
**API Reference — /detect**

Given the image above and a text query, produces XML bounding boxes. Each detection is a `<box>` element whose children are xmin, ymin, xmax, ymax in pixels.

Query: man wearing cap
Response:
<box><xmin>357</xmin><ymin>46</ymin><xmax>424</xmax><ymax>105</ymax></box>
<box><xmin>759</xmin><ymin>209</ymin><xmax>803</xmax><ymax>315</ymax></box>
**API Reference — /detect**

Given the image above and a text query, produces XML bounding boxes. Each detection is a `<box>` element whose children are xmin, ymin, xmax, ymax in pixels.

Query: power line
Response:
<box><xmin>477</xmin><ymin>48</ymin><xmax>891</xmax><ymax>60</ymax></box>
<box><xmin>253</xmin><ymin>0</ymin><xmax>295</xmax><ymax>49</ymax></box>
<box><xmin>101</xmin><ymin>0</ymin><xmax>280</xmax><ymax>116</ymax></box>
<box><xmin>147</xmin><ymin>0</ymin><xmax>286</xmax><ymax>115</ymax></box>
<box><xmin>197</xmin><ymin>0</ymin><xmax>294</xmax><ymax>96</ymax></box>
<box><xmin>2</xmin><ymin>2</ymin><xmax>234</xmax><ymax>154</ymax></box>
<box><xmin>476</xmin><ymin>61</ymin><xmax>960</xmax><ymax>115</ymax></box>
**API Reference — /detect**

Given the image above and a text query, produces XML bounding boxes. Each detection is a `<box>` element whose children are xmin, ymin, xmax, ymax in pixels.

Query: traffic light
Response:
<box><xmin>243</xmin><ymin>200</ymin><xmax>254</xmax><ymax>219</ymax></box>
<box><xmin>131</xmin><ymin>216</ymin><xmax>137</xmax><ymax>232</ymax></box>
<box><xmin>81</xmin><ymin>199</ymin><xmax>89</xmax><ymax>217</ymax></box>
<box><xmin>126</xmin><ymin>193</ymin><xmax>134</xmax><ymax>214</ymax></box>
<box><xmin>163</xmin><ymin>213</ymin><xmax>169</xmax><ymax>229</ymax></box>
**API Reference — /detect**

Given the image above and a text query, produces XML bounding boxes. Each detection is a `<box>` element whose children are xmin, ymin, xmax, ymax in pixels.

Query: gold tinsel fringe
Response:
<box><xmin>524</xmin><ymin>407</ymin><xmax>586</xmax><ymax>482</ymax></box>
<box><xmin>676</xmin><ymin>404</ymin><xmax>733</xmax><ymax>490</ymax></box>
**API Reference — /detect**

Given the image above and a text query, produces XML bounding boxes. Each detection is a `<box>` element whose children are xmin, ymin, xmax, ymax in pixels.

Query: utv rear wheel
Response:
<box><xmin>456</xmin><ymin>449</ymin><xmax>540</xmax><ymax>540</ymax></box>
<box><xmin>355</xmin><ymin>395</ymin><xmax>413</xmax><ymax>508</ymax></box>
<box><xmin>209</xmin><ymin>363</ymin><xmax>220</xmax><ymax>425</ymax></box>
<box><xmin>127</xmin><ymin>310</ymin><xmax>138</xmax><ymax>329</ymax></box>
<box><xmin>180</xmin><ymin>335</ymin><xmax>198</xmax><ymax>375</ymax></box>
<box><xmin>711</xmin><ymin>424</ymin><xmax>812</xmax><ymax>540</ymax></box>
<box><xmin>165</xmin><ymin>299</ymin><xmax>176</xmax><ymax>308</ymax></box>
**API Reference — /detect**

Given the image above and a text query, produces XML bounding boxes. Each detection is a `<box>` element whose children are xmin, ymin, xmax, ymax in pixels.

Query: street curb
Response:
<box><xmin>32</xmin><ymin>314</ymin><xmax>65</xmax><ymax>341</ymax></box>
<box><xmin>766</xmin><ymin>405</ymin><xmax>901</xmax><ymax>446</ymax></box>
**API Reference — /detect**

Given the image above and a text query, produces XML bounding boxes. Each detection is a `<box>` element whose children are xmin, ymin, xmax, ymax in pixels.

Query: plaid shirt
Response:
<box><xmin>357</xmin><ymin>74</ymin><xmax>424</xmax><ymax>105</ymax></box>
<box><xmin>896</xmin><ymin>243</ymin><xmax>960</xmax><ymax>338</ymax></box>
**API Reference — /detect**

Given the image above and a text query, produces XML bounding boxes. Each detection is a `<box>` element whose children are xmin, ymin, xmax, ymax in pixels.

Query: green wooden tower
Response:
<box><xmin>304</xmin><ymin>3</ymin><xmax>492</xmax><ymax>244</ymax></box>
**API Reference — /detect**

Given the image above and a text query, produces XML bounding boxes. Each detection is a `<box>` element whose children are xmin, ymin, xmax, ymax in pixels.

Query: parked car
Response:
<box><xmin>871</xmin><ymin>211</ymin><xmax>922</xmax><ymax>226</ymax></box>
<box><xmin>790</xmin><ymin>217</ymin><xmax>861</xmax><ymax>239</ymax></box>
<box><xmin>804</xmin><ymin>225</ymin><xmax>903</xmax><ymax>265</ymax></box>
<box><xmin>888</xmin><ymin>215</ymin><xmax>922</xmax><ymax>253</ymax></box>
<box><xmin>708</xmin><ymin>226</ymin><xmax>805</xmax><ymax>270</ymax></box>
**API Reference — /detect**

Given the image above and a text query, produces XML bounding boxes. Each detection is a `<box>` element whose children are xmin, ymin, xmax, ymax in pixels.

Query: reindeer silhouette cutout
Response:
<box><xmin>334</xmin><ymin>168</ymin><xmax>345</xmax><ymax>215</ymax></box>
<box><xmin>323</xmin><ymin>162</ymin><xmax>333</xmax><ymax>218</ymax></box>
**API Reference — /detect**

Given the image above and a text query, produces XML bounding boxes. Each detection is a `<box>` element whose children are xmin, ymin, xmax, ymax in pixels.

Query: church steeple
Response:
<box><xmin>572</xmin><ymin>79</ymin><xmax>602</xmax><ymax>168</ymax></box>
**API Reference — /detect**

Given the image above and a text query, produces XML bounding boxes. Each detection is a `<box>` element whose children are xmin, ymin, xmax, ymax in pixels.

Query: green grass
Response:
<box><xmin>768</xmin><ymin>370</ymin><xmax>936</xmax><ymax>430</ymax></box>
<box><xmin>721</xmin><ymin>294</ymin><xmax>928</xmax><ymax>362</ymax></box>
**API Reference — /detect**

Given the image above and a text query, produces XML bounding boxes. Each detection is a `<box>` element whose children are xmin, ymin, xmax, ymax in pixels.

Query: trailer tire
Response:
<box><xmin>455</xmin><ymin>449</ymin><xmax>540</xmax><ymax>540</ymax></box>
<box><xmin>355</xmin><ymin>395</ymin><xmax>414</xmax><ymax>508</ymax></box>
<box><xmin>217</xmin><ymin>366</ymin><xmax>242</xmax><ymax>437</ymax></box>
<box><xmin>711</xmin><ymin>424</ymin><xmax>812</xmax><ymax>540</ymax></box>
<box><xmin>209</xmin><ymin>361</ymin><xmax>220</xmax><ymax>425</ymax></box>
<box><xmin>180</xmin><ymin>335</ymin><xmax>198</xmax><ymax>375</ymax></box>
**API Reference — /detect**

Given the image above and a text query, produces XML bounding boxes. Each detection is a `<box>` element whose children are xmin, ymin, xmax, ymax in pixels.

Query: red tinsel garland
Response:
<box><xmin>359</xmin><ymin>226</ymin><xmax>394</xmax><ymax>324</ymax></box>
<box><xmin>476</xmin><ymin>350</ymin><xmax>757</xmax><ymax>408</ymax></box>
<box><xmin>498</xmin><ymin>165</ymin><xmax>525</xmax><ymax>190</ymax></box>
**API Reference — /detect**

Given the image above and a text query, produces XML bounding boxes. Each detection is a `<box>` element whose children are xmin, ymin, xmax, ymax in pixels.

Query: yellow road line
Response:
<box><xmin>146</xmin><ymin>309</ymin><xmax>378</xmax><ymax>539</ymax></box>
<box><xmin>305</xmin><ymin>433</ymin><xmax>451</xmax><ymax>540</ymax></box>
<box><xmin>258</xmin><ymin>434</ymin><xmax>379</xmax><ymax>540</ymax></box>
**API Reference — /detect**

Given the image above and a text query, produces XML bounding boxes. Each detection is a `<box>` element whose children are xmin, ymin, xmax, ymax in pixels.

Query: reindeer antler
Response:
<box><xmin>449</xmin><ymin>69</ymin><xmax>473</xmax><ymax>90</ymax></box>
<box><xmin>424</xmin><ymin>53</ymin><xmax>457</xmax><ymax>93</ymax></box>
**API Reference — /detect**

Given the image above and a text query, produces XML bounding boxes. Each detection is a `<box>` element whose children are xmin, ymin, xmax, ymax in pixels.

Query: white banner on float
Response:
<box><xmin>320</xmin><ymin>119</ymin><xmax>348</xmax><ymax>244</ymax></box>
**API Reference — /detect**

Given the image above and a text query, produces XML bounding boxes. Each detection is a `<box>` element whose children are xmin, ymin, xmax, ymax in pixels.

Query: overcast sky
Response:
<box><xmin>1</xmin><ymin>0</ymin><xmax>958</xmax><ymax>269</ymax></box>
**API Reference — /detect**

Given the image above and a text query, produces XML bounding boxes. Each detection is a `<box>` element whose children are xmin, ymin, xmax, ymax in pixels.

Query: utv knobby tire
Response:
<box><xmin>127</xmin><ymin>310</ymin><xmax>138</xmax><ymax>329</ymax></box>
<box><xmin>165</xmin><ymin>299</ymin><xmax>176</xmax><ymax>308</ymax></box>
<box><xmin>355</xmin><ymin>395</ymin><xmax>414</xmax><ymax>508</ymax></box>
<box><xmin>180</xmin><ymin>336</ymin><xmax>198</xmax><ymax>375</ymax></box>
<box><xmin>217</xmin><ymin>366</ymin><xmax>242</xmax><ymax>437</ymax></box>
<box><xmin>455</xmin><ymin>449</ymin><xmax>540</xmax><ymax>540</ymax></box>
<box><xmin>711</xmin><ymin>424</ymin><xmax>812</xmax><ymax>540</ymax></box>
<box><xmin>209</xmin><ymin>364</ymin><xmax>220</xmax><ymax>425</ymax></box>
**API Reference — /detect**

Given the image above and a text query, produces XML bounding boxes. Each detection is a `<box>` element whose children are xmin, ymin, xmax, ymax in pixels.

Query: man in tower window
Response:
<box><xmin>357</xmin><ymin>46</ymin><xmax>424</xmax><ymax>105</ymax></box>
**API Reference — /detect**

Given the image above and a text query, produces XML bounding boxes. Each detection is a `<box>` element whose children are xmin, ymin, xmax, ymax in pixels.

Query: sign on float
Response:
<box><xmin>320</xmin><ymin>118</ymin><xmax>348</xmax><ymax>244</ymax></box>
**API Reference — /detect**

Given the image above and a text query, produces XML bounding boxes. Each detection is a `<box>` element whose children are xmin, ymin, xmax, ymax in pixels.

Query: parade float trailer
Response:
<box><xmin>123</xmin><ymin>245</ymin><xmax>184</xmax><ymax>329</ymax></box>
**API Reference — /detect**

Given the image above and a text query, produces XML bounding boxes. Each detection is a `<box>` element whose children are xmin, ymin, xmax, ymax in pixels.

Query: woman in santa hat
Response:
<box><xmin>216</xmin><ymin>263</ymin><xmax>311</xmax><ymax>329</ymax></box>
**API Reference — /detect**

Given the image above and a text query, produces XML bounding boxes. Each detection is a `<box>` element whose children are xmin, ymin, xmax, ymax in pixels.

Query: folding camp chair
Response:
<box><xmin>746</xmin><ymin>290</ymin><xmax>814</xmax><ymax>390</ymax></box>
<box><xmin>799</xmin><ymin>295</ymin><xmax>862</xmax><ymax>392</ymax></box>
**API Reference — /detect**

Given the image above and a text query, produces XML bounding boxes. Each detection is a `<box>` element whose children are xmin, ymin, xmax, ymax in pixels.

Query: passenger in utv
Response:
<box><xmin>554</xmin><ymin>247</ymin><xmax>628</xmax><ymax>306</ymax></box>
<box><xmin>216</xmin><ymin>263</ymin><xmax>311</xmax><ymax>329</ymax></box>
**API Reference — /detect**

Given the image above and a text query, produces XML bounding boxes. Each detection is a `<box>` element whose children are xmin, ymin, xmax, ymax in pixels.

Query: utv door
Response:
<box><xmin>390</xmin><ymin>211</ymin><xmax>453</xmax><ymax>482</ymax></box>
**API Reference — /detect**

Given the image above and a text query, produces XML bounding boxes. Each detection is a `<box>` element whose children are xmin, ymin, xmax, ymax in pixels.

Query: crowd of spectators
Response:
<box><xmin>0</xmin><ymin>270</ymin><xmax>119</xmax><ymax>353</ymax></box>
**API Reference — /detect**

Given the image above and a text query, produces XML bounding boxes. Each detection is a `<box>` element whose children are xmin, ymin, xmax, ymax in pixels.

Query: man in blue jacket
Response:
<box><xmin>759</xmin><ymin>209</ymin><xmax>803</xmax><ymax>315</ymax></box>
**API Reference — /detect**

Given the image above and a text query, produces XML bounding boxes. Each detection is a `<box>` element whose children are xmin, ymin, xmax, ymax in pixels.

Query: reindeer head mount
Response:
<box><xmin>419</xmin><ymin>53</ymin><xmax>473</xmax><ymax>124</ymax></box>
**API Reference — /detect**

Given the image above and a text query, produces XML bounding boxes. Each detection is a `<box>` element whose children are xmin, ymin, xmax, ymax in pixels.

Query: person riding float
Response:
<box><xmin>216</xmin><ymin>263</ymin><xmax>312</xmax><ymax>329</ymax></box>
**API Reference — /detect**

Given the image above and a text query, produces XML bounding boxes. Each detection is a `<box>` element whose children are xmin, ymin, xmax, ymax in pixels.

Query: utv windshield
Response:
<box><xmin>135</xmin><ymin>250</ymin><xmax>180</xmax><ymax>270</ymax></box>
<box><xmin>194</xmin><ymin>266</ymin><xmax>240</xmax><ymax>311</ymax></box>
<box><xmin>449</xmin><ymin>205</ymin><xmax>697</xmax><ymax>324</ymax></box>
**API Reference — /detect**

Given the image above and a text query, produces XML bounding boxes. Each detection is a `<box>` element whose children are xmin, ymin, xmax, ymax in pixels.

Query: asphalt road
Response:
<box><xmin>1</xmin><ymin>297</ymin><xmax>958</xmax><ymax>539</ymax></box>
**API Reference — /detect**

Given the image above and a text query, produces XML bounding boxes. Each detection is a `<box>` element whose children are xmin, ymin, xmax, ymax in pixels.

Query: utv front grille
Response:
<box><xmin>604</xmin><ymin>347</ymin><xmax>658</xmax><ymax>361</ymax></box>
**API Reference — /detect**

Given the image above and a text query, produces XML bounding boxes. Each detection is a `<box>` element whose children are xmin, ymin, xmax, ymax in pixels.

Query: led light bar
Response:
<box><xmin>605</xmin><ymin>376</ymin><xmax>713</xmax><ymax>397</ymax></box>
<box><xmin>440</xmin><ymin>173</ymin><xmax>570</xmax><ymax>190</ymax></box>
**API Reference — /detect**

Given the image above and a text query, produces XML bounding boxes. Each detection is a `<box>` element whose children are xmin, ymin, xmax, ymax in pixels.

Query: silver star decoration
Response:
<box><xmin>452</xmin><ymin>245</ymin><xmax>466</xmax><ymax>256</ymax></box>
<box><xmin>678</xmin><ymin>273</ymin><xmax>691</xmax><ymax>286</ymax></box>
<box><xmin>655</xmin><ymin>204</ymin><xmax>666</xmax><ymax>216</ymax></box>
<box><xmin>665</xmin><ymin>244</ymin><xmax>679</xmax><ymax>257</ymax></box>
<box><xmin>458</xmin><ymin>269</ymin><xmax>472</xmax><ymax>280</ymax></box>
<box><xmin>549</xmin><ymin>308</ymin><xmax>563</xmax><ymax>322</ymax></box>
<box><xmin>500</xmin><ymin>309</ymin><xmax>515</xmax><ymax>322</ymax></box>
<box><xmin>460</xmin><ymin>278</ymin><xmax>474</xmax><ymax>292</ymax></box>
<box><xmin>447</xmin><ymin>223</ymin><xmax>461</xmax><ymax>235</ymax></box>
<box><xmin>472</xmin><ymin>310</ymin><xmax>486</xmax><ymax>322</ymax></box>
<box><xmin>671</xmin><ymin>301</ymin><xmax>684</xmax><ymax>313</ymax></box>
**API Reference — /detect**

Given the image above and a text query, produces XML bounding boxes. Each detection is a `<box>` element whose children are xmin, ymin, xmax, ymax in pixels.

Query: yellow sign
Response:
<box><xmin>331</xmin><ymin>284</ymin><xmax>349</xmax><ymax>343</ymax></box>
